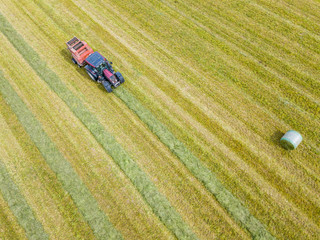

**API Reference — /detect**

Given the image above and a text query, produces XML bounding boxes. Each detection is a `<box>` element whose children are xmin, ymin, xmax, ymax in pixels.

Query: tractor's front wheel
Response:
<box><xmin>72</xmin><ymin>58</ymin><xmax>77</xmax><ymax>64</ymax></box>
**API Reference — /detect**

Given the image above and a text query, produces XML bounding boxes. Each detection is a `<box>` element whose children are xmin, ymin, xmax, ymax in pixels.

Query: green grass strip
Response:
<box><xmin>0</xmin><ymin>160</ymin><xmax>49</xmax><ymax>240</ymax></box>
<box><xmin>114</xmin><ymin>87</ymin><xmax>276</xmax><ymax>240</ymax></box>
<box><xmin>0</xmin><ymin>14</ymin><xmax>197</xmax><ymax>240</ymax></box>
<box><xmin>0</xmin><ymin>72</ymin><xmax>122</xmax><ymax>240</ymax></box>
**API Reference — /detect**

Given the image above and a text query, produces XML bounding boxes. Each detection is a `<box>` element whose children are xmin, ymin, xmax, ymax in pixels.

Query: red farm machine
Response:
<box><xmin>66</xmin><ymin>37</ymin><xmax>125</xmax><ymax>92</ymax></box>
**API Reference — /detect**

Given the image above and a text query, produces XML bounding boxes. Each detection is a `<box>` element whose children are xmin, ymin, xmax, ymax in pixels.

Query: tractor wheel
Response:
<box><xmin>72</xmin><ymin>58</ymin><xmax>77</xmax><ymax>65</ymax></box>
<box><xmin>102</xmin><ymin>81</ymin><xmax>113</xmax><ymax>93</ymax></box>
<box><xmin>86</xmin><ymin>70</ymin><xmax>97</xmax><ymax>81</ymax></box>
<box><xmin>115</xmin><ymin>72</ymin><xmax>125</xmax><ymax>84</ymax></box>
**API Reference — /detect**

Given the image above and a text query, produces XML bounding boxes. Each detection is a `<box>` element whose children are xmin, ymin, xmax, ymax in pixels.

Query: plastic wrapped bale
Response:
<box><xmin>280</xmin><ymin>130</ymin><xmax>303</xmax><ymax>150</ymax></box>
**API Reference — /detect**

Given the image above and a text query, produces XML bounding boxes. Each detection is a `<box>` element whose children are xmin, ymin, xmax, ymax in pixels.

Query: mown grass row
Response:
<box><xmin>0</xmin><ymin>13</ymin><xmax>198</xmax><ymax>240</ymax></box>
<box><xmin>0</xmin><ymin>190</ymin><xmax>27</xmax><ymax>240</ymax></box>
<box><xmin>0</xmin><ymin>68</ymin><xmax>122</xmax><ymax>239</ymax></box>
<box><xmin>7</xmin><ymin>1</ymin><xmax>250</xmax><ymax>238</ymax></box>
<box><xmin>0</xmin><ymin>153</ymin><xmax>48</xmax><ymax>239</ymax></box>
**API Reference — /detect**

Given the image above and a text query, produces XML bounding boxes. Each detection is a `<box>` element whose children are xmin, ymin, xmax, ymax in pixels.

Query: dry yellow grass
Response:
<box><xmin>0</xmin><ymin>0</ymin><xmax>319</xmax><ymax>239</ymax></box>
<box><xmin>0</xmin><ymin>189</ymin><xmax>27</xmax><ymax>240</ymax></box>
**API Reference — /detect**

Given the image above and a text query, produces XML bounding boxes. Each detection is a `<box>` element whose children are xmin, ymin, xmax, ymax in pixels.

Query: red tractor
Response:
<box><xmin>66</xmin><ymin>37</ymin><xmax>124</xmax><ymax>92</ymax></box>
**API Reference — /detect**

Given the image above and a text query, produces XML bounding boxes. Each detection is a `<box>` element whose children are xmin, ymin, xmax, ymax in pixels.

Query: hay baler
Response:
<box><xmin>66</xmin><ymin>37</ymin><xmax>124</xmax><ymax>92</ymax></box>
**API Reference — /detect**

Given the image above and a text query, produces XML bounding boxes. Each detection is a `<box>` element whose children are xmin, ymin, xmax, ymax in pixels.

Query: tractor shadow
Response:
<box><xmin>270</xmin><ymin>130</ymin><xmax>284</xmax><ymax>147</ymax></box>
<box><xmin>60</xmin><ymin>48</ymin><xmax>88</xmax><ymax>78</ymax></box>
<box><xmin>60</xmin><ymin>48</ymin><xmax>71</xmax><ymax>62</ymax></box>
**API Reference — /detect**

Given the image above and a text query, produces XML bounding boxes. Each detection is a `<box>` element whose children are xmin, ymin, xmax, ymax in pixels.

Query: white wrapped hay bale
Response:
<box><xmin>280</xmin><ymin>130</ymin><xmax>303</xmax><ymax>150</ymax></box>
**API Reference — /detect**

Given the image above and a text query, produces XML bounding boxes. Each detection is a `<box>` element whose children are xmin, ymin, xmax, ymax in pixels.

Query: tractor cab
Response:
<box><xmin>85</xmin><ymin>52</ymin><xmax>120</xmax><ymax>87</ymax></box>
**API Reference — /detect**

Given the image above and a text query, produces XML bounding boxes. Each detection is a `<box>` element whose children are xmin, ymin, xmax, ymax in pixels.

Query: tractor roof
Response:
<box><xmin>85</xmin><ymin>52</ymin><xmax>105</xmax><ymax>68</ymax></box>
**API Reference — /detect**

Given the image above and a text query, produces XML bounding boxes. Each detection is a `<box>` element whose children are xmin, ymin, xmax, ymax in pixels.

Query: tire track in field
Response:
<box><xmin>0</xmin><ymin>13</ymin><xmax>198</xmax><ymax>240</ymax></box>
<box><xmin>0</xmin><ymin>153</ymin><xmax>49</xmax><ymax>240</ymax></box>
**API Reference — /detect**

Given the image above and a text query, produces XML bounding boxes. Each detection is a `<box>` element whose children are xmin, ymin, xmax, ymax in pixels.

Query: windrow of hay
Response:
<box><xmin>0</xmin><ymin>14</ymin><xmax>197</xmax><ymax>240</ymax></box>
<box><xmin>0</xmin><ymin>160</ymin><xmax>48</xmax><ymax>239</ymax></box>
<box><xmin>0</xmin><ymin>70</ymin><xmax>122</xmax><ymax>240</ymax></box>
<box><xmin>115</xmin><ymin>87</ymin><xmax>275</xmax><ymax>240</ymax></box>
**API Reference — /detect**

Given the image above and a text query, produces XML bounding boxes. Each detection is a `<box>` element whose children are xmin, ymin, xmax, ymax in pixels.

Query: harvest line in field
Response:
<box><xmin>0</xmin><ymin>14</ymin><xmax>198</xmax><ymax>240</ymax></box>
<box><xmin>0</xmin><ymin>159</ymin><xmax>49</xmax><ymax>239</ymax></box>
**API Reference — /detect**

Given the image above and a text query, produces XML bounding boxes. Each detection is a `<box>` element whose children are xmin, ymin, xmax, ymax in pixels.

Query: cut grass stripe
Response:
<box><xmin>114</xmin><ymin>87</ymin><xmax>276</xmax><ymax>240</ymax></box>
<box><xmin>0</xmin><ymin>191</ymin><xmax>26</xmax><ymax>240</ymax></box>
<box><xmin>0</xmin><ymin>13</ymin><xmax>198</xmax><ymax>240</ymax></box>
<box><xmin>0</xmin><ymin>71</ymin><xmax>122</xmax><ymax>240</ymax></box>
<box><xmin>0</xmin><ymin>160</ymin><xmax>49</xmax><ymax>240</ymax></box>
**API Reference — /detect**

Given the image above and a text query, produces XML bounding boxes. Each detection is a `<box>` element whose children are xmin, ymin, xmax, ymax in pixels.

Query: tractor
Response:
<box><xmin>66</xmin><ymin>37</ymin><xmax>124</xmax><ymax>92</ymax></box>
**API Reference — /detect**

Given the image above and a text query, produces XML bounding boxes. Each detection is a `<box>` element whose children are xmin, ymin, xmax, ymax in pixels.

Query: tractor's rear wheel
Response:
<box><xmin>86</xmin><ymin>70</ymin><xmax>96</xmax><ymax>81</ymax></box>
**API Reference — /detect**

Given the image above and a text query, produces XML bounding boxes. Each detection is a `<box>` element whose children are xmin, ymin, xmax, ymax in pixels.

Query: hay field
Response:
<box><xmin>0</xmin><ymin>0</ymin><xmax>319</xmax><ymax>239</ymax></box>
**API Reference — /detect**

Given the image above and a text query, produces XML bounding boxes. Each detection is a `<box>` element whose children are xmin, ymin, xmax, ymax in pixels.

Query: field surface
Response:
<box><xmin>0</xmin><ymin>0</ymin><xmax>319</xmax><ymax>239</ymax></box>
